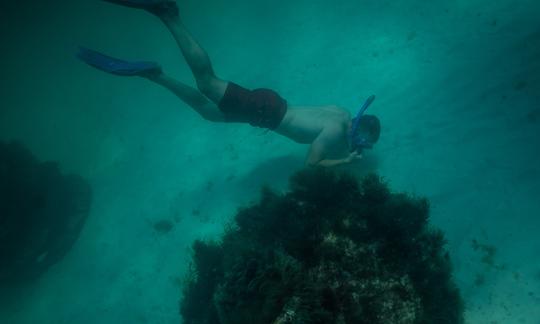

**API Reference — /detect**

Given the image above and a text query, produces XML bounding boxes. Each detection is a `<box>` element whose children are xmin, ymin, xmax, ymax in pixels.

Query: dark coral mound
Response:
<box><xmin>180</xmin><ymin>169</ymin><xmax>463</xmax><ymax>324</ymax></box>
<box><xmin>0</xmin><ymin>141</ymin><xmax>92</xmax><ymax>283</ymax></box>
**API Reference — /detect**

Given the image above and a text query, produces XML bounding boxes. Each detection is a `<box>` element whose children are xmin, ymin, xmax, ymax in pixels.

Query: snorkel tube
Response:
<box><xmin>349</xmin><ymin>95</ymin><xmax>376</xmax><ymax>152</ymax></box>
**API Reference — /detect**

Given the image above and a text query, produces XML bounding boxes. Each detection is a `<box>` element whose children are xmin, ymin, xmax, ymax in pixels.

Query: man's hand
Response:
<box><xmin>344</xmin><ymin>151</ymin><xmax>363</xmax><ymax>163</ymax></box>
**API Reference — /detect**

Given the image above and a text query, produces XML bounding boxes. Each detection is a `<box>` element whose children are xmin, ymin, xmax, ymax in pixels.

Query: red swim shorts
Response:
<box><xmin>218</xmin><ymin>82</ymin><xmax>288</xmax><ymax>130</ymax></box>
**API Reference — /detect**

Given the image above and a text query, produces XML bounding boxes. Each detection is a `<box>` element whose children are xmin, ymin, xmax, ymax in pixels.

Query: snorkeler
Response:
<box><xmin>78</xmin><ymin>0</ymin><xmax>381</xmax><ymax>167</ymax></box>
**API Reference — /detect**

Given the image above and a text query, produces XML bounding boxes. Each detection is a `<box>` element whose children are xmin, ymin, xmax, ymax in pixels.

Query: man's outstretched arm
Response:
<box><xmin>307</xmin><ymin>149</ymin><xmax>362</xmax><ymax>167</ymax></box>
<box><xmin>305</xmin><ymin>132</ymin><xmax>362</xmax><ymax>167</ymax></box>
<box><xmin>313</xmin><ymin>152</ymin><xmax>362</xmax><ymax>167</ymax></box>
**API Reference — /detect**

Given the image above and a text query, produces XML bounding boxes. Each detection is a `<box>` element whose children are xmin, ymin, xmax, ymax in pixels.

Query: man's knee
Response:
<box><xmin>195</xmin><ymin>101</ymin><xmax>225</xmax><ymax>122</ymax></box>
<box><xmin>196</xmin><ymin>80</ymin><xmax>213</xmax><ymax>97</ymax></box>
<box><xmin>196</xmin><ymin>77</ymin><xmax>227</xmax><ymax>104</ymax></box>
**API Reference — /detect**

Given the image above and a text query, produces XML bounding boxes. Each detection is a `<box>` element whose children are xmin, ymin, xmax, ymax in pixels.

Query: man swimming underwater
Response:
<box><xmin>78</xmin><ymin>0</ymin><xmax>381</xmax><ymax>167</ymax></box>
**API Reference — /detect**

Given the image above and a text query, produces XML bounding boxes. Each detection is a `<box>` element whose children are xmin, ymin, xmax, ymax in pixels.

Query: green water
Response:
<box><xmin>1</xmin><ymin>0</ymin><xmax>539</xmax><ymax>323</ymax></box>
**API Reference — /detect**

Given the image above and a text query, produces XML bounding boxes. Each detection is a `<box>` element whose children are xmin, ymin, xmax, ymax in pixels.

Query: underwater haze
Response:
<box><xmin>1</xmin><ymin>0</ymin><xmax>539</xmax><ymax>323</ymax></box>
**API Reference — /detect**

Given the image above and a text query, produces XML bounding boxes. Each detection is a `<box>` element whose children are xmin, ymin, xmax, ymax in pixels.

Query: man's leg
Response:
<box><xmin>76</xmin><ymin>45</ymin><xmax>226</xmax><ymax>121</ymax></box>
<box><xmin>101</xmin><ymin>1</ymin><xmax>228</xmax><ymax>104</ymax></box>
<box><xmin>158</xmin><ymin>11</ymin><xmax>229</xmax><ymax>105</ymax></box>
<box><xmin>146</xmin><ymin>72</ymin><xmax>225</xmax><ymax>122</ymax></box>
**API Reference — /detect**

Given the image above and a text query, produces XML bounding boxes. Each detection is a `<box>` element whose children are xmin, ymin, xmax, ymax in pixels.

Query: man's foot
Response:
<box><xmin>77</xmin><ymin>47</ymin><xmax>162</xmax><ymax>77</ymax></box>
<box><xmin>102</xmin><ymin>0</ymin><xmax>179</xmax><ymax>18</ymax></box>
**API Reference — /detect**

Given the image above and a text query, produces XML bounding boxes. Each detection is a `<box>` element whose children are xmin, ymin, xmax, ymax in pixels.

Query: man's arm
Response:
<box><xmin>315</xmin><ymin>152</ymin><xmax>362</xmax><ymax>167</ymax></box>
<box><xmin>305</xmin><ymin>130</ymin><xmax>362</xmax><ymax>167</ymax></box>
<box><xmin>307</xmin><ymin>151</ymin><xmax>362</xmax><ymax>167</ymax></box>
<box><xmin>313</xmin><ymin>158</ymin><xmax>349</xmax><ymax>168</ymax></box>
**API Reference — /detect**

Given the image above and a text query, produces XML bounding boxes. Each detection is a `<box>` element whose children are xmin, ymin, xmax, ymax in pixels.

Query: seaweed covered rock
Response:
<box><xmin>0</xmin><ymin>141</ymin><xmax>92</xmax><ymax>283</ymax></box>
<box><xmin>180</xmin><ymin>169</ymin><xmax>463</xmax><ymax>324</ymax></box>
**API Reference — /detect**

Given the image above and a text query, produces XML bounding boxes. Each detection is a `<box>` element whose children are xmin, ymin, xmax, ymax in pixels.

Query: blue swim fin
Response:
<box><xmin>77</xmin><ymin>47</ymin><xmax>161</xmax><ymax>77</ymax></box>
<box><xmin>102</xmin><ymin>0</ymin><xmax>178</xmax><ymax>16</ymax></box>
